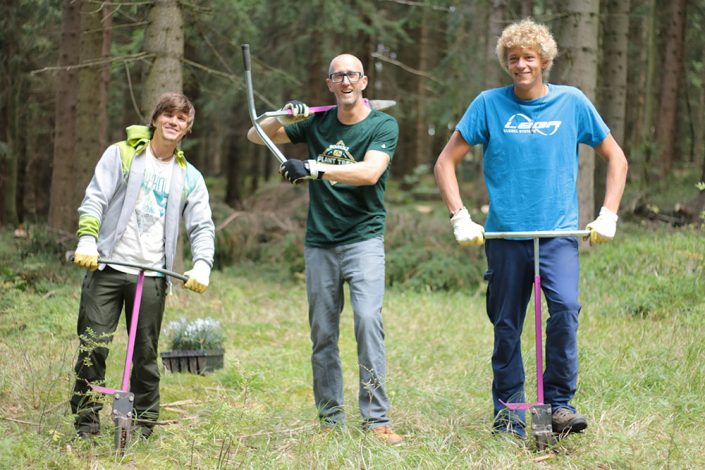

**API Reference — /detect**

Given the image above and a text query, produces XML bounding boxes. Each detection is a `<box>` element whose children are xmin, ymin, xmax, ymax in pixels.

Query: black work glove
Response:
<box><xmin>280</xmin><ymin>159</ymin><xmax>324</xmax><ymax>184</ymax></box>
<box><xmin>277</xmin><ymin>99</ymin><xmax>311</xmax><ymax>125</ymax></box>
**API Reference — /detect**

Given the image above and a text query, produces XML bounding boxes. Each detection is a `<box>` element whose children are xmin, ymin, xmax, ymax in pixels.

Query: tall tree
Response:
<box><xmin>98</xmin><ymin>5</ymin><xmax>112</xmax><ymax>151</ymax></box>
<box><xmin>485</xmin><ymin>0</ymin><xmax>508</xmax><ymax>89</ymax></box>
<box><xmin>142</xmin><ymin>0</ymin><xmax>184</xmax><ymax>115</ymax></box>
<box><xmin>654</xmin><ymin>0</ymin><xmax>687</xmax><ymax>175</ymax></box>
<box><xmin>598</xmin><ymin>0</ymin><xmax>629</xmax><ymax>212</ymax></box>
<box><xmin>625</xmin><ymin>0</ymin><xmax>658</xmax><ymax>185</ymax></box>
<box><xmin>551</xmin><ymin>0</ymin><xmax>600</xmax><ymax>228</ymax></box>
<box><xmin>0</xmin><ymin>2</ymin><xmax>21</xmax><ymax>227</ymax></box>
<box><xmin>74</xmin><ymin>1</ymin><xmax>109</xmax><ymax>212</ymax></box>
<box><xmin>48</xmin><ymin>0</ymin><xmax>82</xmax><ymax>233</ymax></box>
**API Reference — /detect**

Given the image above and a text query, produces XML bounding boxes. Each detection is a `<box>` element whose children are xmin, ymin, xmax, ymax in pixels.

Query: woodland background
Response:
<box><xmin>1</xmin><ymin>0</ymin><xmax>704</xmax><ymax>238</ymax></box>
<box><xmin>1</xmin><ymin>2</ymin><xmax>704</xmax><ymax>467</ymax></box>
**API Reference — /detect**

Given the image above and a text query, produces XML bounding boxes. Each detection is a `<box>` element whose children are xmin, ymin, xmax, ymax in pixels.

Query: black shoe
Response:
<box><xmin>74</xmin><ymin>429</ymin><xmax>100</xmax><ymax>443</ymax></box>
<box><xmin>135</xmin><ymin>424</ymin><xmax>154</xmax><ymax>439</ymax></box>
<box><xmin>552</xmin><ymin>408</ymin><xmax>588</xmax><ymax>434</ymax></box>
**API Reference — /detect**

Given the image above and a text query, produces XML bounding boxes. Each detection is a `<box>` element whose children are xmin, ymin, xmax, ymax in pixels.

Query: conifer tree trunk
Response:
<box><xmin>654</xmin><ymin>0</ymin><xmax>687</xmax><ymax>175</ymax></box>
<box><xmin>485</xmin><ymin>0</ymin><xmax>507</xmax><ymax>89</ymax></box>
<box><xmin>413</xmin><ymin>7</ymin><xmax>430</xmax><ymax>171</ymax></box>
<box><xmin>0</xmin><ymin>3</ymin><xmax>20</xmax><ymax>227</ymax></box>
<box><xmin>48</xmin><ymin>0</ymin><xmax>81</xmax><ymax>233</ymax></box>
<box><xmin>142</xmin><ymin>0</ymin><xmax>184</xmax><ymax>115</ymax></box>
<box><xmin>99</xmin><ymin>6</ymin><xmax>112</xmax><ymax>151</ymax></box>
<box><xmin>552</xmin><ymin>0</ymin><xmax>600</xmax><ymax>228</ymax></box>
<box><xmin>519</xmin><ymin>0</ymin><xmax>533</xmax><ymax>18</ymax></box>
<box><xmin>74</xmin><ymin>1</ymin><xmax>108</xmax><ymax>212</ymax></box>
<box><xmin>598</xmin><ymin>0</ymin><xmax>629</xmax><ymax>213</ymax></box>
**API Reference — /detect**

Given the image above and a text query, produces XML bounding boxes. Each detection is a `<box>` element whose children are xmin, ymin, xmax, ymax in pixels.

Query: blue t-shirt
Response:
<box><xmin>456</xmin><ymin>84</ymin><xmax>609</xmax><ymax>232</ymax></box>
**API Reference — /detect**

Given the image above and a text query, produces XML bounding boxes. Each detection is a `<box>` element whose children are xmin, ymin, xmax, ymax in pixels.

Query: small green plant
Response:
<box><xmin>164</xmin><ymin>317</ymin><xmax>225</xmax><ymax>351</ymax></box>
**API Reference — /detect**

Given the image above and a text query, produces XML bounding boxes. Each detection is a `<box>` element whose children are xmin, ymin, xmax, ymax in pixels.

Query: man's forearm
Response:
<box><xmin>246</xmin><ymin>117</ymin><xmax>284</xmax><ymax>145</ymax></box>
<box><xmin>603</xmin><ymin>161</ymin><xmax>628</xmax><ymax>213</ymax></box>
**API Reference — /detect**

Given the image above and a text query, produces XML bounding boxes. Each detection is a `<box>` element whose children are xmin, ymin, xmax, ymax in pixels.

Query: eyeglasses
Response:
<box><xmin>328</xmin><ymin>71</ymin><xmax>364</xmax><ymax>83</ymax></box>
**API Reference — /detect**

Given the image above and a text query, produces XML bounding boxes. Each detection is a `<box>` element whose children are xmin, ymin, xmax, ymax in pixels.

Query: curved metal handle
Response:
<box><xmin>99</xmin><ymin>259</ymin><xmax>188</xmax><ymax>282</ymax></box>
<box><xmin>241</xmin><ymin>43</ymin><xmax>287</xmax><ymax>164</ymax></box>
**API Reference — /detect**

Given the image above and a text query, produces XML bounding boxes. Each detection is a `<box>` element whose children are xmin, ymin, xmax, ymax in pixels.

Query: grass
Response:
<box><xmin>0</xmin><ymin>220</ymin><xmax>703</xmax><ymax>469</ymax></box>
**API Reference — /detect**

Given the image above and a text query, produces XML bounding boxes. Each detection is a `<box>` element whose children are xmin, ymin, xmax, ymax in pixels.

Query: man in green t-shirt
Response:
<box><xmin>247</xmin><ymin>53</ymin><xmax>401</xmax><ymax>445</ymax></box>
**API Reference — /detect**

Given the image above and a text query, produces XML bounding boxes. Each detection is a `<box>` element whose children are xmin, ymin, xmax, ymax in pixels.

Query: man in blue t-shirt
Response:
<box><xmin>246</xmin><ymin>54</ymin><xmax>402</xmax><ymax>445</ymax></box>
<box><xmin>435</xmin><ymin>19</ymin><xmax>628</xmax><ymax>438</ymax></box>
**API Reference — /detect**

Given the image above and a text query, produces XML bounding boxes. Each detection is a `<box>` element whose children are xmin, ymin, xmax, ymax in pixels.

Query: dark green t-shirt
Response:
<box><xmin>285</xmin><ymin>109</ymin><xmax>398</xmax><ymax>247</ymax></box>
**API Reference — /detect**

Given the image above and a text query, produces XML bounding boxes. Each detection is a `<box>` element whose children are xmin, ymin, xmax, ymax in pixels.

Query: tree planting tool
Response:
<box><xmin>483</xmin><ymin>230</ymin><xmax>590</xmax><ymax>451</ymax></box>
<box><xmin>241</xmin><ymin>43</ymin><xmax>396</xmax><ymax>164</ymax></box>
<box><xmin>83</xmin><ymin>259</ymin><xmax>188</xmax><ymax>456</ymax></box>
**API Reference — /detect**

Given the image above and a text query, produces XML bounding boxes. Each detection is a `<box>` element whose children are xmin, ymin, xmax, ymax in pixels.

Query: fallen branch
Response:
<box><xmin>161</xmin><ymin>399</ymin><xmax>200</xmax><ymax>407</ymax></box>
<box><xmin>531</xmin><ymin>453</ymin><xmax>556</xmax><ymax>462</ymax></box>
<box><xmin>216</xmin><ymin>211</ymin><xmax>245</xmax><ymax>232</ymax></box>
<box><xmin>0</xmin><ymin>416</ymin><xmax>40</xmax><ymax>427</ymax></box>
<box><xmin>138</xmin><ymin>416</ymin><xmax>199</xmax><ymax>426</ymax></box>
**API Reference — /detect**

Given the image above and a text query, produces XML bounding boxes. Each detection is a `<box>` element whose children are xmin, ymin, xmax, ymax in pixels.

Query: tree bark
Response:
<box><xmin>598</xmin><ymin>0</ymin><xmax>629</xmax><ymax>213</ymax></box>
<box><xmin>551</xmin><ymin>0</ymin><xmax>600</xmax><ymax>229</ymax></box>
<box><xmin>654</xmin><ymin>0</ymin><xmax>687</xmax><ymax>175</ymax></box>
<box><xmin>74</xmin><ymin>1</ymin><xmax>108</xmax><ymax>213</ymax></box>
<box><xmin>48</xmin><ymin>0</ymin><xmax>82</xmax><ymax>233</ymax></box>
<box><xmin>0</xmin><ymin>3</ymin><xmax>20</xmax><ymax>227</ymax></box>
<box><xmin>99</xmin><ymin>6</ymin><xmax>112</xmax><ymax>151</ymax></box>
<box><xmin>519</xmin><ymin>0</ymin><xmax>533</xmax><ymax>18</ymax></box>
<box><xmin>412</xmin><ymin>6</ymin><xmax>431</xmax><ymax>172</ymax></box>
<box><xmin>142</xmin><ymin>0</ymin><xmax>184</xmax><ymax>116</ymax></box>
<box><xmin>485</xmin><ymin>0</ymin><xmax>508</xmax><ymax>89</ymax></box>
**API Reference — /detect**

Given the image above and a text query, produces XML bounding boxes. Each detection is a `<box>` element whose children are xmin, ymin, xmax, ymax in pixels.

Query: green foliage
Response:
<box><xmin>386</xmin><ymin>243</ymin><xmax>484</xmax><ymax>291</ymax></box>
<box><xmin>164</xmin><ymin>317</ymin><xmax>225</xmax><ymax>351</ymax></box>
<box><xmin>580</xmin><ymin>224</ymin><xmax>704</xmax><ymax>319</ymax></box>
<box><xmin>0</xmin><ymin>226</ymin><xmax>71</xmax><ymax>293</ymax></box>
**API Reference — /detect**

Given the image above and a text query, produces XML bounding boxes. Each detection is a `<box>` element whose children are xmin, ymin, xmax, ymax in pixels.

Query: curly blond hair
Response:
<box><xmin>496</xmin><ymin>18</ymin><xmax>558</xmax><ymax>73</ymax></box>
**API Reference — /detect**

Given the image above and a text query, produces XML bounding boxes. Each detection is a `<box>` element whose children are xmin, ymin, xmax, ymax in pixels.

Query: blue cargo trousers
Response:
<box><xmin>304</xmin><ymin>236</ymin><xmax>391</xmax><ymax>429</ymax></box>
<box><xmin>484</xmin><ymin>237</ymin><xmax>581</xmax><ymax>428</ymax></box>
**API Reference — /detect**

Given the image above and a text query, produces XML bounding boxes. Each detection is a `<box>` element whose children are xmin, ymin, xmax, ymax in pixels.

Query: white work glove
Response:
<box><xmin>585</xmin><ymin>206</ymin><xmax>619</xmax><ymax>245</ymax></box>
<box><xmin>73</xmin><ymin>235</ymin><xmax>99</xmax><ymax>271</ymax></box>
<box><xmin>277</xmin><ymin>100</ymin><xmax>311</xmax><ymax>126</ymax></box>
<box><xmin>183</xmin><ymin>260</ymin><xmax>211</xmax><ymax>294</ymax></box>
<box><xmin>450</xmin><ymin>207</ymin><xmax>485</xmax><ymax>246</ymax></box>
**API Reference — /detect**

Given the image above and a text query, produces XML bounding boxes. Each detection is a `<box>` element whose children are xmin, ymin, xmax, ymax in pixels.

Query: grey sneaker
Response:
<box><xmin>552</xmin><ymin>408</ymin><xmax>588</xmax><ymax>434</ymax></box>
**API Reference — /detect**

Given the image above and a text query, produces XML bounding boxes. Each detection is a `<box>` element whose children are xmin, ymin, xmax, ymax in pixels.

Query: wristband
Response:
<box><xmin>449</xmin><ymin>207</ymin><xmax>465</xmax><ymax>219</ymax></box>
<box><xmin>306</xmin><ymin>160</ymin><xmax>325</xmax><ymax>180</ymax></box>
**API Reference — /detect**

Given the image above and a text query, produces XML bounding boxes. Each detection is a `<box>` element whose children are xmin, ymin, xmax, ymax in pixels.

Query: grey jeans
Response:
<box><xmin>304</xmin><ymin>236</ymin><xmax>390</xmax><ymax>429</ymax></box>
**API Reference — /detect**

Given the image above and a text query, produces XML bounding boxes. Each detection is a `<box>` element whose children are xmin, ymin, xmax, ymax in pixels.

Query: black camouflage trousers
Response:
<box><xmin>70</xmin><ymin>266</ymin><xmax>166</xmax><ymax>434</ymax></box>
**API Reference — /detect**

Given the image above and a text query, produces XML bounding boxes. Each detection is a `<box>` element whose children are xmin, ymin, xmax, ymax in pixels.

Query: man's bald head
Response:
<box><xmin>328</xmin><ymin>54</ymin><xmax>364</xmax><ymax>76</ymax></box>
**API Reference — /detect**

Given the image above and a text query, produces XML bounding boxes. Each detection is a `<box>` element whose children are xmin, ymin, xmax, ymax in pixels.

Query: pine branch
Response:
<box><xmin>371</xmin><ymin>52</ymin><xmax>442</xmax><ymax>84</ymax></box>
<box><xmin>181</xmin><ymin>57</ymin><xmax>277</xmax><ymax>109</ymax></box>
<box><xmin>30</xmin><ymin>52</ymin><xmax>154</xmax><ymax>75</ymax></box>
<box><xmin>383</xmin><ymin>0</ymin><xmax>454</xmax><ymax>12</ymax></box>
